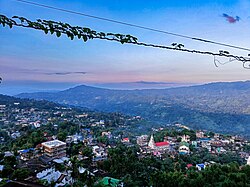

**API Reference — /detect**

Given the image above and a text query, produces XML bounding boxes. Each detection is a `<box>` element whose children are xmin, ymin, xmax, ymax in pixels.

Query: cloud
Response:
<box><xmin>0</xmin><ymin>65</ymin><xmax>88</xmax><ymax>76</ymax></box>
<box><xmin>43</xmin><ymin>72</ymin><xmax>87</xmax><ymax>75</ymax></box>
<box><xmin>92</xmin><ymin>81</ymin><xmax>194</xmax><ymax>90</ymax></box>
<box><xmin>134</xmin><ymin>81</ymin><xmax>176</xmax><ymax>85</ymax></box>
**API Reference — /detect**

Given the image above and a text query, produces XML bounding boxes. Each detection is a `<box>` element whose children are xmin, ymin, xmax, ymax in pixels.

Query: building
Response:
<box><xmin>41</xmin><ymin>140</ymin><xmax>66</xmax><ymax>159</ymax></box>
<box><xmin>121</xmin><ymin>137</ymin><xmax>130</xmax><ymax>143</ymax></box>
<box><xmin>196</xmin><ymin>131</ymin><xmax>205</xmax><ymax>138</ymax></box>
<box><xmin>92</xmin><ymin>145</ymin><xmax>107</xmax><ymax>161</ymax></box>
<box><xmin>36</xmin><ymin>167</ymin><xmax>73</xmax><ymax>187</ymax></box>
<box><xmin>179</xmin><ymin>142</ymin><xmax>190</xmax><ymax>154</ymax></box>
<box><xmin>98</xmin><ymin>177</ymin><xmax>123</xmax><ymax>187</ymax></box>
<box><xmin>148</xmin><ymin>135</ymin><xmax>169</xmax><ymax>151</ymax></box>
<box><xmin>196</xmin><ymin>163</ymin><xmax>206</xmax><ymax>171</ymax></box>
<box><xmin>18</xmin><ymin>148</ymin><xmax>35</xmax><ymax>161</ymax></box>
<box><xmin>137</xmin><ymin>135</ymin><xmax>149</xmax><ymax>146</ymax></box>
<box><xmin>247</xmin><ymin>156</ymin><xmax>250</xmax><ymax>166</ymax></box>
<box><xmin>181</xmin><ymin>135</ymin><xmax>190</xmax><ymax>142</ymax></box>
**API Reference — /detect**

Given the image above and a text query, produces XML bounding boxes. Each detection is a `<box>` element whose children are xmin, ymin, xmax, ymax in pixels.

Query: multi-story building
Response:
<box><xmin>41</xmin><ymin>140</ymin><xmax>66</xmax><ymax>159</ymax></box>
<box><xmin>137</xmin><ymin>135</ymin><xmax>149</xmax><ymax>146</ymax></box>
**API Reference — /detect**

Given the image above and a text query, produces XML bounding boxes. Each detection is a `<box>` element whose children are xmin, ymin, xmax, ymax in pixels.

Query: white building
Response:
<box><xmin>247</xmin><ymin>156</ymin><xmax>250</xmax><ymax>166</ymax></box>
<box><xmin>178</xmin><ymin>142</ymin><xmax>190</xmax><ymax>154</ymax></box>
<box><xmin>42</xmin><ymin>140</ymin><xmax>66</xmax><ymax>159</ymax></box>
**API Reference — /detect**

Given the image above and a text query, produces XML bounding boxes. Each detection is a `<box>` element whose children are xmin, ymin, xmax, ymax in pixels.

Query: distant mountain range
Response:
<box><xmin>16</xmin><ymin>81</ymin><xmax>250</xmax><ymax>136</ymax></box>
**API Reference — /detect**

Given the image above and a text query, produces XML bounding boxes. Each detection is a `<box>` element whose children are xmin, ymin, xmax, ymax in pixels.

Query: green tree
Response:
<box><xmin>11</xmin><ymin>168</ymin><xmax>30</xmax><ymax>180</ymax></box>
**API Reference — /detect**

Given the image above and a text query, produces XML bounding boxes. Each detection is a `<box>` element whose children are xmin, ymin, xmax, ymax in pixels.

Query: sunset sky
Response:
<box><xmin>0</xmin><ymin>0</ymin><xmax>250</xmax><ymax>95</ymax></box>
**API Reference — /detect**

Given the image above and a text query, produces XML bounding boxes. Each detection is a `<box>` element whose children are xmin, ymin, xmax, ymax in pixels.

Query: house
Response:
<box><xmin>92</xmin><ymin>145</ymin><xmax>107</xmax><ymax>161</ymax></box>
<box><xmin>53</xmin><ymin>157</ymin><xmax>69</xmax><ymax>164</ymax></box>
<box><xmin>121</xmin><ymin>138</ymin><xmax>130</xmax><ymax>143</ymax></box>
<box><xmin>196</xmin><ymin>163</ymin><xmax>206</xmax><ymax>171</ymax></box>
<box><xmin>36</xmin><ymin>168</ymin><xmax>73</xmax><ymax>187</ymax></box>
<box><xmin>102</xmin><ymin>131</ymin><xmax>111</xmax><ymax>138</ymax></box>
<box><xmin>33</xmin><ymin>121</ymin><xmax>41</xmax><ymax>128</ymax></box>
<box><xmin>4</xmin><ymin>151</ymin><xmax>14</xmax><ymax>157</ymax></box>
<box><xmin>186</xmin><ymin>164</ymin><xmax>193</xmax><ymax>169</ymax></box>
<box><xmin>18</xmin><ymin>148</ymin><xmax>35</xmax><ymax>161</ymax></box>
<box><xmin>78</xmin><ymin>167</ymin><xmax>94</xmax><ymax>176</ymax></box>
<box><xmin>216</xmin><ymin>147</ymin><xmax>227</xmax><ymax>154</ymax></box>
<box><xmin>98</xmin><ymin>177</ymin><xmax>123</xmax><ymax>187</ymax></box>
<box><xmin>11</xmin><ymin>131</ymin><xmax>21</xmax><ymax>139</ymax></box>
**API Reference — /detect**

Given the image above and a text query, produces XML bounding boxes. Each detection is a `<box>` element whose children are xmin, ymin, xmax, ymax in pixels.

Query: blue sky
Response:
<box><xmin>0</xmin><ymin>0</ymin><xmax>250</xmax><ymax>95</ymax></box>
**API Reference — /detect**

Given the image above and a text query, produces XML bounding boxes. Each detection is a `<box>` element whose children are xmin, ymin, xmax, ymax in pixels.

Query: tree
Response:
<box><xmin>57</xmin><ymin>131</ymin><xmax>67</xmax><ymax>141</ymax></box>
<box><xmin>3</xmin><ymin>156</ymin><xmax>17</xmax><ymax>168</ymax></box>
<box><xmin>11</xmin><ymin>168</ymin><xmax>30</xmax><ymax>180</ymax></box>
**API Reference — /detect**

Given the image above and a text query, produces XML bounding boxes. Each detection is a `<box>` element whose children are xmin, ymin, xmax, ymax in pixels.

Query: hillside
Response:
<box><xmin>17</xmin><ymin>81</ymin><xmax>250</xmax><ymax>136</ymax></box>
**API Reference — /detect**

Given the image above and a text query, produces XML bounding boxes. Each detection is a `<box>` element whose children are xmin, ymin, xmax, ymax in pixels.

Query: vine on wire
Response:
<box><xmin>0</xmin><ymin>14</ymin><xmax>249</xmax><ymax>70</ymax></box>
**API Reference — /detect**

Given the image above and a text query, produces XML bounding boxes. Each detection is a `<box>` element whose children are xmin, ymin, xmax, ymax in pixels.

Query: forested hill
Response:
<box><xmin>0</xmin><ymin>94</ymin><xmax>61</xmax><ymax>110</ymax></box>
<box><xmin>17</xmin><ymin>81</ymin><xmax>250</xmax><ymax>136</ymax></box>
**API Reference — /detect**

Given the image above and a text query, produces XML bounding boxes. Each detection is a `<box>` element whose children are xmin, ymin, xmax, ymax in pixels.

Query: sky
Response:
<box><xmin>0</xmin><ymin>0</ymin><xmax>250</xmax><ymax>95</ymax></box>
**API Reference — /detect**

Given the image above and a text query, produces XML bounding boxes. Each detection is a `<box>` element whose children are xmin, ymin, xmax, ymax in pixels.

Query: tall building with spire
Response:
<box><xmin>148</xmin><ymin>135</ymin><xmax>155</xmax><ymax>149</ymax></box>
<box><xmin>148</xmin><ymin>135</ymin><xmax>169</xmax><ymax>151</ymax></box>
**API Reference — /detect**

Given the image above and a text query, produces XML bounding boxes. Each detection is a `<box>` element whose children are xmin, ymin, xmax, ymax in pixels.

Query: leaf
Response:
<box><xmin>66</xmin><ymin>31</ymin><xmax>71</xmax><ymax>37</ymax></box>
<box><xmin>82</xmin><ymin>35</ymin><xmax>88</xmax><ymax>42</ymax></box>
<box><xmin>56</xmin><ymin>31</ymin><xmax>61</xmax><ymax>37</ymax></box>
<box><xmin>50</xmin><ymin>28</ymin><xmax>55</xmax><ymax>34</ymax></box>
<box><xmin>120</xmin><ymin>39</ymin><xmax>127</xmax><ymax>44</ymax></box>
<box><xmin>67</xmin><ymin>33</ymin><xmax>74</xmax><ymax>40</ymax></box>
<box><xmin>99</xmin><ymin>32</ymin><xmax>106</xmax><ymax>37</ymax></box>
<box><xmin>83</xmin><ymin>28</ymin><xmax>91</xmax><ymax>33</ymax></box>
<box><xmin>44</xmin><ymin>29</ymin><xmax>48</xmax><ymax>34</ymax></box>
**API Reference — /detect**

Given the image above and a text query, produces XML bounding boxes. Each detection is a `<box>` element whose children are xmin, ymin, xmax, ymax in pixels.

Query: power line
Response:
<box><xmin>15</xmin><ymin>0</ymin><xmax>250</xmax><ymax>52</ymax></box>
<box><xmin>1</xmin><ymin>14</ymin><xmax>249</xmax><ymax>69</ymax></box>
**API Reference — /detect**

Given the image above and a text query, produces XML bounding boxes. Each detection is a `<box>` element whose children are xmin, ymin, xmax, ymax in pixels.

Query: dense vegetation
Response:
<box><xmin>98</xmin><ymin>144</ymin><xmax>249</xmax><ymax>187</ymax></box>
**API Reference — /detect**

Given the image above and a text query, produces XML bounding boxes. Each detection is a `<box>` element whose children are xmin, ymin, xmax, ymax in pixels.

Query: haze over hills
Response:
<box><xmin>17</xmin><ymin>81</ymin><xmax>250</xmax><ymax>136</ymax></box>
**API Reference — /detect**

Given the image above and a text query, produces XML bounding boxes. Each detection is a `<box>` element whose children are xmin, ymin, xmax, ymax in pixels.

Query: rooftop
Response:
<box><xmin>41</xmin><ymin>140</ymin><xmax>66</xmax><ymax>148</ymax></box>
<box><xmin>155</xmin><ymin>142</ymin><xmax>169</xmax><ymax>147</ymax></box>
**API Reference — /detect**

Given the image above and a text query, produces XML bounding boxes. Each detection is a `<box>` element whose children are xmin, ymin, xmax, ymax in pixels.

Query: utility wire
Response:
<box><xmin>15</xmin><ymin>0</ymin><xmax>250</xmax><ymax>52</ymax></box>
<box><xmin>1</xmin><ymin>14</ymin><xmax>249</xmax><ymax>69</ymax></box>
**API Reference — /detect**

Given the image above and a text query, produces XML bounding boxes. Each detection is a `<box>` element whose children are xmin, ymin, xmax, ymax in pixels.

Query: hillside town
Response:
<box><xmin>0</xmin><ymin>98</ymin><xmax>250</xmax><ymax>186</ymax></box>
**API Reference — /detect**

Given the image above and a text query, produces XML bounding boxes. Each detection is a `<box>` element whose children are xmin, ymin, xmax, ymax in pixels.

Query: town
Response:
<box><xmin>0</xmin><ymin>97</ymin><xmax>250</xmax><ymax>186</ymax></box>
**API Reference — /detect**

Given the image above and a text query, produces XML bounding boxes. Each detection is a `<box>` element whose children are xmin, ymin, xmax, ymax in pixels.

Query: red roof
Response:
<box><xmin>123</xmin><ymin>138</ymin><xmax>129</xmax><ymax>141</ymax></box>
<box><xmin>187</xmin><ymin>164</ymin><xmax>193</xmax><ymax>168</ymax></box>
<box><xmin>155</xmin><ymin>142</ymin><xmax>169</xmax><ymax>147</ymax></box>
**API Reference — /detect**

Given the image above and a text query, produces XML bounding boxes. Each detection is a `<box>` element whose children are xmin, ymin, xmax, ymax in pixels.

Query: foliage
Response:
<box><xmin>11</xmin><ymin>168</ymin><xmax>30</xmax><ymax>180</ymax></box>
<box><xmin>97</xmin><ymin>144</ymin><xmax>250</xmax><ymax>186</ymax></box>
<box><xmin>0</xmin><ymin>14</ymin><xmax>249</xmax><ymax>66</ymax></box>
<box><xmin>0</xmin><ymin>15</ymin><xmax>138</xmax><ymax>44</ymax></box>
